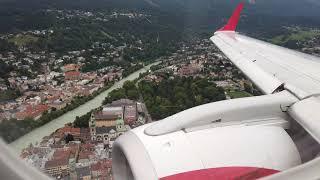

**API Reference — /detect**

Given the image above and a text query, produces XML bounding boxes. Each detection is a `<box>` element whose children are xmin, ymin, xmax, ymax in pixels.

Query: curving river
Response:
<box><xmin>10</xmin><ymin>62</ymin><xmax>159</xmax><ymax>154</ymax></box>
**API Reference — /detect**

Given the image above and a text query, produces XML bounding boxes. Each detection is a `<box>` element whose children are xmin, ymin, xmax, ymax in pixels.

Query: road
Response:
<box><xmin>10</xmin><ymin>62</ymin><xmax>159</xmax><ymax>154</ymax></box>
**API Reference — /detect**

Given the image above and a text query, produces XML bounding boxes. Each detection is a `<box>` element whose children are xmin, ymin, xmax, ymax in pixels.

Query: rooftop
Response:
<box><xmin>58</xmin><ymin>127</ymin><xmax>81</xmax><ymax>135</ymax></box>
<box><xmin>80</xmin><ymin>143</ymin><xmax>95</xmax><ymax>151</ymax></box>
<box><xmin>52</xmin><ymin>149</ymin><xmax>71</xmax><ymax>160</ymax></box>
<box><xmin>102</xmin><ymin>106</ymin><xmax>123</xmax><ymax>113</ymax></box>
<box><xmin>96</xmin><ymin>126</ymin><xmax>116</xmax><ymax>134</ymax></box>
<box><xmin>94</xmin><ymin>107</ymin><xmax>122</xmax><ymax>120</ymax></box>
<box><xmin>94</xmin><ymin>113</ymin><xmax>120</xmax><ymax>121</ymax></box>
<box><xmin>109</xmin><ymin>99</ymin><xmax>135</xmax><ymax>106</ymax></box>
<box><xmin>78</xmin><ymin>151</ymin><xmax>93</xmax><ymax>160</ymax></box>
<box><xmin>124</xmin><ymin>105</ymin><xmax>137</xmax><ymax>117</ymax></box>
<box><xmin>75</xmin><ymin>166</ymin><xmax>90</xmax><ymax>178</ymax></box>
<box><xmin>64</xmin><ymin>71</ymin><xmax>81</xmax><ymax>77</ymax></box>
<box><xmin>91</xmin><ymin>159</ymin><xmax>112</xmax><ymax>171</ymax></box>
<box><xmin>63</xmin><ymin>64</ymin><xmax>80</xmax><ymax>72</ymax></box>
<box><xmin>45</xmin><ymin>158</ymin><xmax>69</xmax><ymax>169</ymax></box>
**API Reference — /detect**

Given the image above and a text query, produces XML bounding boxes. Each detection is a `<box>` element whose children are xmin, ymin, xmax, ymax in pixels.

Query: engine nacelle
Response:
<box><xmin>112</xmin><ymin>92</ymin><xmax>301</xmax><ymax>180</ymax></box>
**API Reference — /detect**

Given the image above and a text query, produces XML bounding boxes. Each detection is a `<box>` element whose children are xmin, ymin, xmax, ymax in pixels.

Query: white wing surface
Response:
<box><xmin>211</xmin><ymin>32</ymin><xmax>320</xmax><ymax>99</ymax></box>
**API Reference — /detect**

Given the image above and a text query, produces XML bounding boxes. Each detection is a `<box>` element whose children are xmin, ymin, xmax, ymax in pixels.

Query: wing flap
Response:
<box><xmin>211</xmin><ymin>32</ymin><xmax>283</xmax><ymax>94</ymax></box>
<box><xmin>211</xmin><ymin>32</ymin><xmax>320</xmax><ymax>98</ymax></box>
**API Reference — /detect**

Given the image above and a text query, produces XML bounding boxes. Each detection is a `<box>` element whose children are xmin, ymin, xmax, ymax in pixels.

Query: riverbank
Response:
<box><xmin>0</xmin><ymin>83</ymin><xmax>114</xmax><ymax>143</ymax></box>
<box><xmin>10</xmin><ymin>62</ymin><xmax>159</xmax><ymax>153</ymax></box>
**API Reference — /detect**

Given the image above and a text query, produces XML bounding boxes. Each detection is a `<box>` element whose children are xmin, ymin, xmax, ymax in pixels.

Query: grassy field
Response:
<box><xmin>8</xmin><ymin>34</ymin><xmax>38</xmax><ymax>47</ymax></box>
<box><xmin>271</xmin><ymin>29</ymin><xmax>320</xmax><ymax>46</ymax></box>
<box><xmin>227</xmin><ymin>91</ymin><xmax>252</xmax><ymax>99</ymax></box>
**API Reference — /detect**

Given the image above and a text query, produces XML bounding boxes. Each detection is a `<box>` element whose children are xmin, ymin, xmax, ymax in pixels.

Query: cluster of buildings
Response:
<box><xmin>21</xmin><ymin>129</ymin><xmax>112</xmax><ymax>180</ymax></box>
<box><xmin>20</xmin><ymin>99</ymin><xmax>148</xmax><ymax>179</ymax></box>
<box><xmin>164</xmin><ymin>39</ymin><xmax>237</xmax><ymax>79</ymax></box>
<box><xmin>175</xmin><ymin>60</ymin><xmax>203</xmax><ymax>77</ymax></box>
<box><xmin>90</xmin><ymin>99</ymin><xmax>147</xmax><ymax>148</ymax></box>
<box><xmin>143</xmin><ymin>38</ymin><xmax>251</xmax><ymax>93</ymax></box>
<box><xmin>46</xmin><ymin>9</ymin><xmax>151</xmax><ymax>23</ymax></box>
<box><xmin>0</xmin><ymin>63</ymin><xmax>122</xmax><ymax>121</ymax></box>
<box><xmin>0</xmin><ymin>7</ymin><xmax>157</xmax><ymax>123</ymax></box>
<box><xmin>0</xmin><ymin>9</ymin><xmax>151</xmax><ymax>123</ymax></box>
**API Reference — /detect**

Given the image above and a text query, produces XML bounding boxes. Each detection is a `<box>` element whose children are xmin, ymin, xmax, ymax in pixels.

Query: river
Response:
<box><xmin>10</xmin><ymin>62</ymin><xmax>159</xmax><ymax>153</ymax></box>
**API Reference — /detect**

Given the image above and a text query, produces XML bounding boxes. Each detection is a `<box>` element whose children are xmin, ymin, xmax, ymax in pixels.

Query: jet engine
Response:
<box><xmin>112</xmin><ymin>91</ymin><xmax>302</xmax><ymax>180</ymax></box>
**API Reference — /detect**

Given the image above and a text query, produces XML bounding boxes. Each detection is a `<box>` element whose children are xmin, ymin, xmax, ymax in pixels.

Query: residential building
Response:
<box><xmin>65</xmin><ymin>71</ymin><xmax>81</xmax><ymax>81</ymax></box>
<box><xmin>63</xmin><ymin>64</ymin><xmax>80</xmax><ymax>72</ymax></box>
<box><xmin>45</xmin><ymin>158</ymin><xmax>70</xmax><ymax>177</ymax></box>
<box><xmin>91</xmin><ymin>160</ymin><xmax>112</xmax><ymax>179</ymax></box>
<box><xmin>56</xmin><ymin>126</ymin><xmax>81</xmax><ymax>140</ymax></box>
<box><xmin>48</xmin><ymin>100</ymin><xmax>67</xmax><ymax>110</ymax></box>
<box><xmin>16</xmin><ymin>104</ymin><xmax>49</xmax><ymax>120</ymax></box>
<box><xmin>74</xmin><ymin>166</ymin><xmax>91</xmax><ymax>180</ymax></box>
<box><xmin>124</xmin><ymin>105</ymin><xmax>137</xmax><ymax>125</ymax></box>
<box><xmin>91</xmin><ymin>107</ymin><xmax>123</xmax><ymax>128</ymax></box>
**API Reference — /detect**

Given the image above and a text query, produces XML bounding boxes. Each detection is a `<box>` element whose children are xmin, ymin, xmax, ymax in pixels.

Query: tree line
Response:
<box><xmin>138</xmin><ymin>76</ymin><xmax>226</xmax><ymax>120</ymax></box>
<box><xmin>103</xmin><ymin>81</ymin><xmax>139</xmax><ymax>105</ymax></box>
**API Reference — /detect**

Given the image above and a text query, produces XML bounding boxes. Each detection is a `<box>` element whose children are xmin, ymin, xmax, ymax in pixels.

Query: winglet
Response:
<box><xmin>218</xmin><ymin>2</ymin><xmax>244</xmax><ymax>32</ymax></box>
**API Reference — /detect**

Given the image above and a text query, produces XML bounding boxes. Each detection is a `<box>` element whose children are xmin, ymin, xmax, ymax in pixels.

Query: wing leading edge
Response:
<box><xmin>211</xmin><ymin>4</ymin><xmax>320</xmax><ymax>99</ymax></box>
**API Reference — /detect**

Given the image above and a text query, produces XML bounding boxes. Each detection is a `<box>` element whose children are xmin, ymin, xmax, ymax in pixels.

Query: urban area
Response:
<box><xmin>1</xmin><ymin>2</ymin><xmax>320</xmax><ymax>180</ymax></box>
<box><xmin>17</xmin><ymin>37</ymin><xmax>256</xmax><ymax>179</ymax></box>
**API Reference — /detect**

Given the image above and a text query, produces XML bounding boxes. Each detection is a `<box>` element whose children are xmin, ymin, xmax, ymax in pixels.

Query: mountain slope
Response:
<box><xmin>0</xmin><ymin>0</ymin><xmax>319</xmax><ymax>37</ymax></box>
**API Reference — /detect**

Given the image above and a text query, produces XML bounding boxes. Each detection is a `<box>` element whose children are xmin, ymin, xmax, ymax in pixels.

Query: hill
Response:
<box><xmin>0</xmin><ymin>0</ymin><xmax>319</xmax><ymax>44</ymax></box>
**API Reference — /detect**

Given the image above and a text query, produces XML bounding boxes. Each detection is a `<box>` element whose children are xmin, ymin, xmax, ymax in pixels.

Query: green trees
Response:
<box><xmin>103</xmin><ymin>80</ymin><xmax>139</xmax><ymax>105</ymax></box>
<box><xmin>0</xmin><ymin>61</ymin><xmax>14</xmax><ymax>79</ymax></box>
<box><xmin>123</xmin><ymin>81</ymin><xmax>136</xmax><ymax>90</ymax></box>
<box><xmin>123</xmin><ymin>81</ymin><xmax>139</xmax><ymax>99</ymax></box>
<box><xmin>73</xmin><ymin>112</ymin><xmax>91</xmax><ymax>128</ymax></box>
<box><xmin>0</xmin><ymin>39</ymin><xmax>17</xmax><ymax>53</ymax></box>
<box><xmin>122</xmin><ymin>64</ymin><xmax>144</xmax><ymax>77</ymax></box>
<box><xmin>127</xmin><ymin>89</ymin><xmax>139</xmax><ymax>100</ymax></box>
<box><xmin>65</xmin><ymin>134</ymin><xmax>74</xmax><ymax>143</ymax></box>
<box><xmin>0</xmin><ymin>118</ymin><xmax>39</xmax><ymax>143</ymax></box>
<box><xmin>0</xmin><ymin>89</ymin><xmax>21</xmax><ymax>102</ymax></box>
<box><xmin>82</xmin><ymin>61</ymin><xmax>112</xmax><ymax>73</ymax></box>
<box><xmin>139</xmin><ymin>77</ymin><xmax>226</xmax><ymax>120</ymax></box>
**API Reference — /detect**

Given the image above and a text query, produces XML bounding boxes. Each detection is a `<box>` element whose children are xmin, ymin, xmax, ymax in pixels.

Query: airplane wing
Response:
<box><xmin>111</xmin><ymin>2</ymin><xmax>320</xmax><ymax>180</ymax></box>
<box><xmin>211</xmin><ymin>3</ymin><xmax>320</xmax><ymax>99</ymax></box>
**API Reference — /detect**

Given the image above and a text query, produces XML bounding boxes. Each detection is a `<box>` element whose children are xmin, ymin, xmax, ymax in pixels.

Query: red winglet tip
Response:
<box><xmin>218</xmin><ymin>2</ymin><xmax>244</xmax><ymax>32</ymax></box>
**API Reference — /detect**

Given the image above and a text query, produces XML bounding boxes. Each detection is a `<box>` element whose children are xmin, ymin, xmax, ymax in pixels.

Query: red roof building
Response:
<box><xmin>16</xmin><ymin>104</ymin><xmax>49</xmax><ymax>120</ymax></box>
<box><xmin>56</xmin><ymin>126</ymin><xmax>81</xmax><ymax>140</ymax></box>
<box><xmin>45</xmin><ymin>148</ymin><xmax>72</xmax><ymax>177</ymax></box>
<box><xmin>64</xmin><ymin>71</ymin><xmax>81</xmax><ymax>81</ymax></box>
<box><xmin>124</xmin><ymin>105</ymin><xmax>137</xmax><ymax>125</ymax></box>
<box><xmin>45</xmin><ymin>158</ymin><xmax>70</xmax><ymax>177</ymax></box>
<box><xmin>63</xmin><ymin>64</ymin><xmax>80</xmax><ymax>72</ymax></box>
<box><xmin>78</xmin><ymin>151</ymin><xmax>94</xmax><ymax>162</ymax></box>
<box><xmin>53</xmin><ymin>149</ymin><xmax>71</xmax><ymax>160</ymax></box>
<box><xmin>80</xmin><ymin>128</ymin><xmax>91</xmax><ymax>142</ymax></box>
<box><xmin>81</xmin><ymin>143</ymin><xmax>95</xmax><ymax>152</ymax></box>
<box><xmin>91</xmin><ymin>159</ymin><xmax>112</xmax><ymax>179</ymax></box>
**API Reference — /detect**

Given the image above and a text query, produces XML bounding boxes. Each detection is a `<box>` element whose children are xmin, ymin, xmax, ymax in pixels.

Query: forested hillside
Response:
<box><xmin>1</xmin><ymin>0</ymin><xmax>320</xmax><ymax>36</ymax></box>
<box><xmin>139</xmin><ymin>77</ymin><xmax>226</xmax><ymax>120</ymax></box>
